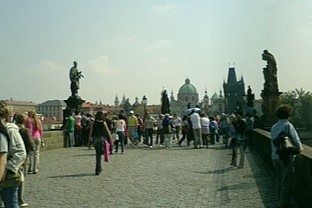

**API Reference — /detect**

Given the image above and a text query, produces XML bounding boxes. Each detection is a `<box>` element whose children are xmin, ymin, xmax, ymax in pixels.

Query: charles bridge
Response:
<box><xmin>22</xmin><ymin>129</ymin><xmax>312</xmax><ymax>208</ymax></box>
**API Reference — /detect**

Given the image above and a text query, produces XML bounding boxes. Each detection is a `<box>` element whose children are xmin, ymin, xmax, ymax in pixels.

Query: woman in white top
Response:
<box><xmin>114</xmin><ymin>114</ymin><xmax>126</xmax><ymax>154</ymax></box>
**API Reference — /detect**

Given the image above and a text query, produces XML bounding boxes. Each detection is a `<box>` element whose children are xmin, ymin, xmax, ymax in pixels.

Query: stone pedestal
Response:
<box><xmin>260</xmin><ymin>90</ymin><xmax>282</xmax><ymax>128</ymax></box>
<box><xmin>62</xmin><ymin>95</ymin><xmax>85</xmax><ymax>127</ymax></box>
<box><xmin>64</xmin><ymin>95</ymin><xmax>85</xmax><ymax>111</ymax></box>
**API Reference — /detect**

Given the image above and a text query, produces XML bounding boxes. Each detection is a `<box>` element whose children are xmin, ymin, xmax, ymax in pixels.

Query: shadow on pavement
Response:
<box><xmin>47</xmin><ymin>173</ymin><xmax>94</xmax><ymax>178</ymax></box>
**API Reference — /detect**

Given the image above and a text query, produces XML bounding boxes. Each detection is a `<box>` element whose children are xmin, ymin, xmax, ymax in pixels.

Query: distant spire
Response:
<box><xmin>227</xmin><ymin>66</ymin><xmax>237</xmax><ymax>84</ymax></box>
<box><xmin>114</xmin><ymin>95</ymin><xmax>119</xmax><ymax>106</ymax></box>
<box><xmin>240</xmin><ymin>75</ymin><xmax>244</xmax><ymax>83</ymax></box>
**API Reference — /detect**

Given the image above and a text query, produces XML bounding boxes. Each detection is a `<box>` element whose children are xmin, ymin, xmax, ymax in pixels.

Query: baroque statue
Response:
<box><xmin>247</xmin><ymin>85</ymin><xmax>255</xmax><ymax>107</ymax></box>
<box><xmin>161</xmin><ymin>90</ymin><xmax>170</xmax><ymax>114</ymax></box>
<box><xmin>69</xmin><ymin>61</ymin><xmax>84</xmax><ymax>97</ymax></box>
<box><xmin>262</xmin><ymin>49</ymin><xmax>278</xmax><ymax>92</ymax></box>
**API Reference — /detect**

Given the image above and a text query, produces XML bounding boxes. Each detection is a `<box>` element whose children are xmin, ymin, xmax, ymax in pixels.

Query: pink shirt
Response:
<box><xmin>26</xmin><ymin>118</ymin><xmax>43</xmax><ymax>140</ymax></box>
<box><xmin>75</xmin><ymin>115</ymin><xmax>82</xmax><ymax>126</ymax></box>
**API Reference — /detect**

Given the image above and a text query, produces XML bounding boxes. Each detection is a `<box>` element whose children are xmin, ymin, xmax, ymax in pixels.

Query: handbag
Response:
<box><xmin>275</xmin><ymin>124</ymin><xmax>300</xmax><ymax>159</ymax></box>
<box><xmin>0</xmin><ymin>169</ymin><xmax>22</xmax><ymax>190</ymax></box>
<box><xmin>103</xmin><ymin>140</ymin><xmax>110</xmax><ymax>162</ymax></box>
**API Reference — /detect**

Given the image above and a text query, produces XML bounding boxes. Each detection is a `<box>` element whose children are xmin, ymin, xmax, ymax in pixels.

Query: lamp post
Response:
<box><xmin>142</xmin><ymin>95</ymin><xmax>147</xmax><ymax>116</ymax></box>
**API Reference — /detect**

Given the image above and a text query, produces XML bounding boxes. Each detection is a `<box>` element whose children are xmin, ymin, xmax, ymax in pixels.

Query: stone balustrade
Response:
<box><xmin>251</xmin><ymin>128</ymin><xmax>312</xmax><ymax>207</ymax></box>
<box><xmin>41</xmin><ymin>130</ymin><xmax>64</xmax><ymax>151</ymax></box>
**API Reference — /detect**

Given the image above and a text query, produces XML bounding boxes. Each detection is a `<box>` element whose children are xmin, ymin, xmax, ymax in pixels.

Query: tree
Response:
<box><xmin>280</xmin><ymin>88</ymin><xmax>312</xmax><ymax>130</ymax></box>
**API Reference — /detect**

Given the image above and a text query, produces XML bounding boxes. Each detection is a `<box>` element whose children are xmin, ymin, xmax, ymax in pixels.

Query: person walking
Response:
<box><xmin>200</xmin><ymin>113</ymin><xmax>210</xmax><ymax>148</ymax></box>
<box><xmin>74</xmin><ymin>111</ymin><xmax>82</xmax><ymax>147</ymax></box>
<box><xmin>114</xmin><ymin>114</ymin><xmax>126</xmax><ymax>154</ymax></box>
<box><xmin>64</xmin><ymin>112</ymin><xmax>76</xmax><ymax>148</ymax></box>
<box><xmin>230</xmin><ymin>112</ymin><xmax>247</xmax><ymax>168</ymax></box>
<box><xmin>155</xmin><ymin>114</ymin><xmax>164</xmax><ymax>146</ymax></box>
<box><xmin>271</xmin><ymin>105</ymin><xmax>303</xmax><ymax>208</ymax></box>
<box><xmin>14</xmin><ymin>113</ymin><xmax>34</xmax><ymax>207</ymax></box>
<box><xmin>173</xmin><ymin>114</ymin><xmax>182</xmax><ymax>141</ymax></box>
<box><xmin>127</xmin><ymin>111</ymin><xmax>138</xmax><ymax>145</ymax></box>
<box><xmin>209</xmin><ymin>116</ymin><xmax>218</xmax><ymax>145</ymax></box>
<box><xmin>219</xmin><ymin>113</ymin><xmax>231</xmax><ymax>148</ymax></box>
<box><xmin>162</xmin><ymin>114</ymin><xmax>172</xmax><ymax>149</ymax></box>
<box><xmin>190</xmin><ymin>110</ymin><xmax>202</xmax><ymax>149</ymax></box>
<box><xmin>178</xmin><ymin>115</ymin><xmax>189</xmax><ymax>147</ymax></box>
<box><xmin>88</xmin><ymin>111</ymin><xmax>112</xmax><ymax>175</ymax></box>
<box><xmin>136</xmin><ymin>113</ymin><xmax>143</xmax><ymax>144</ymax></box>
<box><xmin>143</xmin><ymin>112</ymin><xmax>156</xmax><ymax>148</ymax></box>
<box><xmin>0</xmin><ymin>103</ymin><xmax>27</xmax><ymax>208</ymax></box>
<box><xmin>26</xmin><ymin>111</ymin><xmax>43</xmax><ymax>174</ymax></box>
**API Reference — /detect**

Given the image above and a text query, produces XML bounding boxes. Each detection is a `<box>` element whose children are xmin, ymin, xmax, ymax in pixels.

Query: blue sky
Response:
<box><xmin>1</xmin><ymin>0</ymin><xmax>312</xmax><ymax>105</ymax></box>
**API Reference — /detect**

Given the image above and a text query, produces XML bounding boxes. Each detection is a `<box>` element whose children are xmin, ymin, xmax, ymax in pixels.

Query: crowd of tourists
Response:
<box><xmin>64</xmin><ymin>106</ymin><xmax>304</xmax><ymax>208</ymax></box>
<box><xmin>0</xmin><ymin>102</ymin><xmax>304</xmax><ymax>208</ymax></box>
<box><xmin>0</xmin><ymin>103</ymin><xmax>43</xmax><ymax>207</ymax></box>
<box><xmin>62</xmin><ymin>108</ymin><xmax>260</xmax><ymax>175</ymax></box>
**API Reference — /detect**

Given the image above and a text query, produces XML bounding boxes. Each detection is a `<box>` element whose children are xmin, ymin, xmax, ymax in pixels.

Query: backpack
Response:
<box><xmin>209</xmin><ymin>121</ymin><xmax>217</xmax><ymax>133</ymax></box>
<box><xmin>0</xmin><ymin>124</ymin><xmax>24</xmax><ymax>189</ymax></box>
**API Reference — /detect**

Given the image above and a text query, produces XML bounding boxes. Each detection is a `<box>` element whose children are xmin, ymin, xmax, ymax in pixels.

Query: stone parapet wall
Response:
<box><xmin>41</xmin><ymin>130</ymin><xmax>64</xmax><ymax>151</ymax></box>
<box><xmin>251</xmin><ymin>129</ymin><xmax>312</xmax><ymax>207</ymax></box>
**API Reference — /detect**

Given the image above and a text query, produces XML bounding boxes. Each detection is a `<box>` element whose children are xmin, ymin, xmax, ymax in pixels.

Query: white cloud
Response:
<box><xmin>151</xmin><ymin>3</ymin><xmax>179</xmax><ymax>16</ymax></box>
<box><xmin>113</xmin><ymin>34</ymin><xmax>138</xmax><ymax>43</ymax></box>
<box><xmin>298</xmin><ymin>21</ymin><xmax>312</xmax><ymax>36</ymax></box>
<box><xmin>88</xmin><ymin>55</ymin><xmax>119</xmax><ymax>75</ymax></box>
<box><xmin>30</xmin><ymin>60</ymin><xmax>63</xmax><ymax>74</ymax></box>
<box><xmin>146</xmin><ymin>40</ymin><xmax>172</xmax><ymax>51</ymax></box>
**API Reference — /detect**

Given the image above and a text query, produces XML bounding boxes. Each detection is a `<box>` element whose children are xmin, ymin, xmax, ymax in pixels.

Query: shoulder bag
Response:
<box><xmin>275</xmin><ymin>124</ymin><xmax>300</xmax><ymax>159</ymax></box>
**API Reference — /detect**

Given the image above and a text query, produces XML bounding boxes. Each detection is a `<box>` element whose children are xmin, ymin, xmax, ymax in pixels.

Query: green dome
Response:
<box><xmin>178</xmin><ymin>78</ymin><xmax>198</xmax><ymax>94</ymax></box>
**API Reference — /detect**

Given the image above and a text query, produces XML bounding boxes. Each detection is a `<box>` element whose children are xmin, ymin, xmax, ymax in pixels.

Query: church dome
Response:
<box><xmin>178</xmin><ymin>78</ymin><xmax>198</xmax><ymax>94</ymax></box>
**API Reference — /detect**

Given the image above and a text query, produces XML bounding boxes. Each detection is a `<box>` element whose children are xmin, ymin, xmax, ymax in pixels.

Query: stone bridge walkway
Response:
<box><xmin>24</xmin><ymin>142</ymin><xmax>278</xmax><ymax>208</ymax></box>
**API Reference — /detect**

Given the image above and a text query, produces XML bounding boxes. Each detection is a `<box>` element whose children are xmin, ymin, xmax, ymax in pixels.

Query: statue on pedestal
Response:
<box><xmin>261</xmin><ymin>50</ymin><xmax>281</xmax><ymax>128</ymax></box>
<box><xmin>262</xmin><ymin>50</ymin><xmax>278</xmax><ymax>92</ymax></box>
<box><xmin>69</xmin><ymin>61</ymin><xmax>84</xmax><ymax>97</ymax></box>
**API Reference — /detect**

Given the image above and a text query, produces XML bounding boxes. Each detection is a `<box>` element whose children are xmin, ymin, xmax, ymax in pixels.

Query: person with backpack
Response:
<box><xmin>230</xmin><ymin>112</ymin><xmax>247</xmax><ymax>168</ymax></box>
<box><xmin>0</xmin><ymin>103</ymin><xmax>27</xmax><ymax>207</ymax></box>
<box><xmin>219</xmin><ymin>114</ymin><xmax>231</xmax><ymax>148</ymax></box>
<box><xmin>209</xmin><ymin>117</ymin><xmax>218</xmax><ymax>145</ymax></box>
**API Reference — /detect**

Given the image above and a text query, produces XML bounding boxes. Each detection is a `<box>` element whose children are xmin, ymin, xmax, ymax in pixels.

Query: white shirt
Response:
<box><xmin>174</xmin><ymin>117</ymin><xmax>182</xmax><ymax>127</ymax></box>
<box><xmin>190</xmin><ymin>113</ymin><xmax>201</xmax><ymax>129</ymax></box>
<box><xmin>116</xmin><ymin>119</ymin><xmax>126</xmax><ymax>132</ymax></box>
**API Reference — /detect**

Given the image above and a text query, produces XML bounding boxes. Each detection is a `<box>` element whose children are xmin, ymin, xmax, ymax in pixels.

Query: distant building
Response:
<box><xmin>170</xmin><ymin>78</ymin><xmax>200</xmax><ymax>116</ymax></box>
<box><xmin>81</xmin><ymin>101</ymin><xmax>124</xmax><ymax>116</ymax></box>
<box><xmin>0</xmin><ymin>99</ymin><xmax>37</xmax><ymax>117</ymax></box>
<box><xmin>208</xmin><ymin>90</ymin><xmax>225</xmax><ymax>115</ymax></box>
<box><xmin>37</xmin><ymin>100</ymin><xmax>66</xmax><ymax>121</ymax></box>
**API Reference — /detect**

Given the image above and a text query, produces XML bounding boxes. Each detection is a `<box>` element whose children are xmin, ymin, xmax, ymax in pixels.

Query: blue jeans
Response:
<box><xmin>273</xmin><ymin>157</ymin><xmax>295</xmax><ymax>206</ymax></box>
<box><xmin>144</xmin><ymin>128</ymin><xmax>153</xmax><ymax>146</ymax></box>
<box><xmin>67</xmin><ymin>132</ymin><xmax>74</xmax><ymax>147</ymax></box>
<box><xmin>93</xmin><ymin>137</ymin><xmax>104</xmax><ymax>174</ymax></box>
<box><xmin>1</xmin><ymin>186</ymin><xmax>19</xmax><ymax>208</ymax></box>
<box><xmin>115</xmin><ymin>131</ymin><xmax>125</xmax><ymax>153</ymax></box>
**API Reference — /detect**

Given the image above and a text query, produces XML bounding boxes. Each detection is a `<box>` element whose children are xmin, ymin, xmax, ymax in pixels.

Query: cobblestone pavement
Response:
<box><xmin>24</xmin><ymin>141</ymin><xmax>278</xmax><ymax>208</ymax></box>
